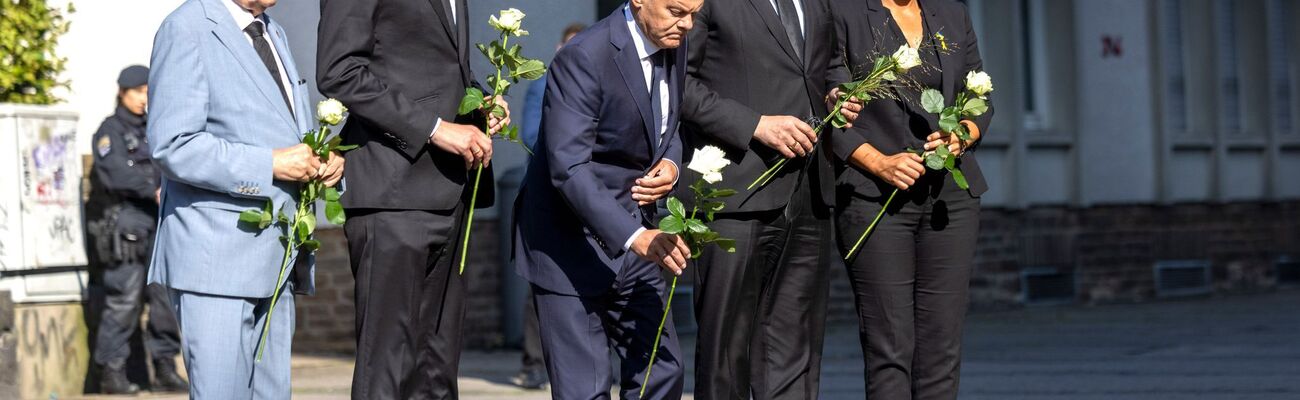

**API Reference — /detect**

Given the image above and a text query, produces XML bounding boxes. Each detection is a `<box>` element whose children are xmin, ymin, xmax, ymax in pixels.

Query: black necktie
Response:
<box><xmin>649</xmin><ymin>51</ymin><xmax>666</xmax><ymax>148</ymax></box>
<box><xmin>775</xmin><ymin>0</ymin><xmax>804</xmax><ymax>61</ymax></box>
<box><xmin>243</xmin><ymin>20</ymin><xmax>292</xmax><ymax>112</ymax></box>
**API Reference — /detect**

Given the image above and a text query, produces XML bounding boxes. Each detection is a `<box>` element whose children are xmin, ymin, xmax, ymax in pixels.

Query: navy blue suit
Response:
<box><xmin>513</xmin><ymin>9</ymin><xmax>686</xmax><ymax>399</ymax></box>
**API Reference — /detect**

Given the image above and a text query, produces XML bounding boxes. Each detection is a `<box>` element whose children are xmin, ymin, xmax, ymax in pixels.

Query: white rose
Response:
<box><xmin>687</xmin><ymin>145</ymin><xmax>731</xmax><ymax>184</ymax></box>
<box><xmin>490</xmin><ymin>8</ymin><xmax>526</xmax><ymax>35</ymax></box>
<box><xmin>893</xmin><ymin>45</ymin><xmax>922</xmax><ymax>73</ymax></box>
<box><xmin>316</xmin><ymin>98</ymin><xmax>347</xmax><ymax>125</ymax></box>
<box><xmin>965</xmin><ymin>71</ymin><xmax>994</xmax><ymax>96</ymax></box>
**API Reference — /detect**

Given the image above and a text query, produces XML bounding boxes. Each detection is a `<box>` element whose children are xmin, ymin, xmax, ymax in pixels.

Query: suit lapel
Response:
<box><xmin>611</xmin><ymin>20</ymin><xmax>657</xmax><ymax>155</ymax></box>
<box><xmin>747</xmin><ymin>0</ymin><xmax>803</xmax><ymax>70</ymax></box>
<box><xmin>267</xmin><ymin>18</ymin><xmax>311</xmax><ymax>136</ymax></box>
<box><xmin>202</xmin><ymin>0</ymin><xmax>295</xmax><ymax>130</ymax></box>
<box><xmin>928</xmin><ymin>2</ymin><xmax>956</xmax><ymax>104</ymax></box>
<box><xmin>428</xmin><ymin>0</ymin><xmax>458</xmax><ymax>51</ymax></box>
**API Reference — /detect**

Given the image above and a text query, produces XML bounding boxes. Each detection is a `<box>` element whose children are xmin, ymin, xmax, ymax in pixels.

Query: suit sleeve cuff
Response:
<box><xmin>623</xmin><ymin>227</ymin><xmax>647</xmax><ymax>251</ymax></box>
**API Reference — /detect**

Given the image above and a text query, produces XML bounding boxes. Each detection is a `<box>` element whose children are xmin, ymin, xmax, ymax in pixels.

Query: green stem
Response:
<box><xmin>640</xmin><ymin>274</ymin><xmax>678</xmax><ymax>398</ymax></box>
<box><xmin>843</xmin><ymin>187</ymin><xmax>899</xmax><ymax>261</ymax></box>
<box><xmin>459</xmin><ymin>33</ymin><xmax>510</xmax><ymax>276</ymax></box>
<box><xmin>255</xmin><ymin>196</ymin><xmax>306</xmax><ymax>363</ymax></box>
<box><xmin>458</xmin><ymin>164</ymin><xmax>484</xmax><ymax>275</ymax></box>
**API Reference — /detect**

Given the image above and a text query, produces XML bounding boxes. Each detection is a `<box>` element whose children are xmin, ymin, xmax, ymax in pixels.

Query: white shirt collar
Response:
<box><xmin>624</xmin><ymin>5</ymin><xmax>661</xmax><ymax>60</ymax></box>
<box><xmin>223</xmin><ymin>0</ymin><xmax>264</xmax><ymax>32</ymax></box>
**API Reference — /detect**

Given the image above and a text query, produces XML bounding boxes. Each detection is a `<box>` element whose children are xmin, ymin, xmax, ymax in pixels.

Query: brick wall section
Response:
<box><xmin>295</xmin><ymin>202</ymin><xmax>1300</xmax><ymax>352</ymax></box>
<box><xmin>967</xmin><ymin>202</ymin><xmax>1300</xmax><ymax>309</ymax></box>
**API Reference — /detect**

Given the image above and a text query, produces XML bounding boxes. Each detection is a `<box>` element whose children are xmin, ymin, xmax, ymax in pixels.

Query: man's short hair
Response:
<box><xmin>562</xmin><ymin>23</ymin><xmax>587</xmax><ymax>43</ymax></box>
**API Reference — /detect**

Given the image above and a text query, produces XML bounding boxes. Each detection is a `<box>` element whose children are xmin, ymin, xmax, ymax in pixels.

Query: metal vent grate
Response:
<box><xmin>1277</xmin><ymin>256</ymin><xmax>1300</xmax><ymax>286</ymax></box>
<box><xmin>670</xmin><ymin>286</ymin><xmax>696</xmax><ymax>335</ymax></box>
<box><xmin>1020</xmin><ymin>267</ymin><xmax>1076</xmax><ymax>305</ymax></box>
<box><xmin>1154</xmin><ymin>260</ymin><xmax>1213</xmax><ymax>297</ymax></box>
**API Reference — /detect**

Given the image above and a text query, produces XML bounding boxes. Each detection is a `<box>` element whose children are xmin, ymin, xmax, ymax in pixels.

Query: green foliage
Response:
<box><xmin>658</xmin><ymin>178</ymin><xmax>739</xmax><ymax>258</ymax></box>
<box><xmin>457</xmin><ymin>26</ymin><xmax>548</xmax><ymax>154</ymax></box>
<box><xmin>0</xmin><ymin>0</ymin><xmax>73</xmax><ymax>104</ymax></box>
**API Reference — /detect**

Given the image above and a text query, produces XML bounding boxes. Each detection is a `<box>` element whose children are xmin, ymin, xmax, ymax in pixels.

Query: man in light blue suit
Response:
<box><xmin>146</xmin><ymin>0</ymin><xmax>344</xmax><ymax>397</ymax></box>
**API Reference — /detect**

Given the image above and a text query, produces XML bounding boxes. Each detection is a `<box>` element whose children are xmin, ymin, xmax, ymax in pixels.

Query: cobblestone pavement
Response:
<box><xmin>72</xmin><ymin>289</ymin><xmax>1300</xmax><ymax>399</ymax></box>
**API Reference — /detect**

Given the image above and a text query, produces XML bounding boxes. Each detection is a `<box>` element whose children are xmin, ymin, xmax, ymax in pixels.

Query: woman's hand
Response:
<box><xmin>850</xmin><ymin>143</ymin><xmax>926</xmax><ymax>191</ymax></box>
<box><xmin>923</xmin><ymin>120</ymin><xmax>981</xmax><ymax>157</ymax></box>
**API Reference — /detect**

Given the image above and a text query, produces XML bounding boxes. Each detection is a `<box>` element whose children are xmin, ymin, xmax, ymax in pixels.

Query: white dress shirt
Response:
<box><xmin>429</xmin><ymin>0</ymin><xmax>458</xmax><ymax>141</ymax></box>
<box><xmin>768</xmin><ymin>0</ymin><xmax>806</xmax><ymax>35</ymax></box>
<box><xmin>223</xmin><ymin>0</ymin><xmax>295</xmax><ymax>116</ymax></box>
<box><xmin>622</xmin><ymin>6</ymin><xmax>676</xmax><ymax>251</ymax></box>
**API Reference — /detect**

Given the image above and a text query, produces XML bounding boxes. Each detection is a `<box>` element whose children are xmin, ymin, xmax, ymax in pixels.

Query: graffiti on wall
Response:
<box><xmin>16</xmin><ymin>305</ymin><xmax>89</xmax><ymax>398</ymax></box>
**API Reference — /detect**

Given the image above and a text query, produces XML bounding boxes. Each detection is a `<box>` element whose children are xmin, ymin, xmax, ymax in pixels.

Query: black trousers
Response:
<box><xmin>345</xmin><ymin>207</ymin><xmax>466</xmax><ymax>400</ymax></box>
<box><xmin>693</xmin><ymin>179</ymin><xmax>832</xmax><ymax>400</ymax></box>
<box><xmin>94</xmin><ymin>259</ymin><xmax>182</xmax><ymax>368</ymax></box>
<box><xmin>834</xmin><ymin>173</ymin><xmax>980</xmax><ymax>400</ymax></box>
<box><xmin>532</xmin><ymin>255</ymin><xmax>684</xmax><ymax>400</ymax></box>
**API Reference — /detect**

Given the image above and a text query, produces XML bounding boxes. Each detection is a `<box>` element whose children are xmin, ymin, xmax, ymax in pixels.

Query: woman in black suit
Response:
<box><xmin>827</xmin><ymin>0</ymin><xmax>993</xmax><ymax>398</ymax></box>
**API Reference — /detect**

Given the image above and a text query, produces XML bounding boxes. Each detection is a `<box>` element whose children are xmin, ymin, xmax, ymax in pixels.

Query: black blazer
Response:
<box><xmin>317</xmin><ymin>0</ymin><xmax>492</xmax><ymax>211</ymax></box>
<box><xmin>828</xmin><ymin>0</ymin><xmax>993</xmax><ymax>197</ymax></box>
<box><xmin>680</xmin><ymin>0</ymin><xmax>842</xmax><ymax>212</ymax></box>
<box><xmin>514</xmin><ymin>10</ymin><xmax>688</xmax><ymax>296</ymax></box>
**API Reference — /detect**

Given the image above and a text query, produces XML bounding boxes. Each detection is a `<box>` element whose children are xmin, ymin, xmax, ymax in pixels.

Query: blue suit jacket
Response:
<box><xmin>147</xmin><ymin>0</ymin><xmax>315</xmax><ymax>299</ymax></box>
<box><xmin>513</xmin><ymin>10</ymin><xmax>687</xmax><ymax>296</ymax></box>
<box><xmin>520</xmin><ymin>76</ymin><xmax>546</xmax><ymax>152</ymax></box>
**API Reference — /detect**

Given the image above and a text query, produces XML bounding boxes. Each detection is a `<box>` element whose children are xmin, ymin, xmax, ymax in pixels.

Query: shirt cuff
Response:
<box><xmin>623</xmin><ymin>227</ymin><xmax>647</xmax><ymax>251</ymax></box>
<box><xmin>428</xmin><ymin>117</ymin><xmax>444</xmax><ymax>143</ymax></box>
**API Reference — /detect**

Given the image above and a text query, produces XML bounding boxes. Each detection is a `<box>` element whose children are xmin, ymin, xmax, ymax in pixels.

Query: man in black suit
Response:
<box><xmin>680</xmin><ymin>0</ymin><xmax>861</xmax><ymax>398</ymax></box>
<box><xmin>317</xmin><ymin>0</ymin><xmax>508</xmax><ymax>398</ymax></box>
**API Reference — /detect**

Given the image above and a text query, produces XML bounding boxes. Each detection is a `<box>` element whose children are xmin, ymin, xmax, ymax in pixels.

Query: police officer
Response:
<box><xmin>86</xmin><ymin>65</ymin><xmax>187</xmax><ymax>394</ymax></box>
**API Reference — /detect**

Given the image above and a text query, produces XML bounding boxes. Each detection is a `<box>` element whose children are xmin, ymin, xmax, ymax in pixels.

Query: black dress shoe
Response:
<box><xmin>153</xmin><ymin>357</ymin><xmax>190</xmax><ymax>393</ymax></box>
<box><xmin>510</xmin><ymin>367</ymin><xmax>549</xmax><ymax>390</ymax></box>
<box><xmin>101</xmin><ymin>365</ymin><xmax>140</xmax><ymax>395</ymax></box>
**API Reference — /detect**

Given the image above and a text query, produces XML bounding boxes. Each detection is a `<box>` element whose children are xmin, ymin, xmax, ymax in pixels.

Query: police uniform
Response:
<box><xmin>85</xmin><ymin>65</ymin><xmax>187</xmax><ymax>394</ymax></box>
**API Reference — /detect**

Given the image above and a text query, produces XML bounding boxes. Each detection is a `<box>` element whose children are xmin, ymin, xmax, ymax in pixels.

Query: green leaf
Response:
<box><xmin>714</xmin><ymin>238</ymin><xmax>737</xmax><ymax>253</ymax></box>
<box><xmin>458</xmin><ymin>88</ymin><xmax>485</xmax><ymax>115</ymax></box>
<box><xmin>324</xmin><ymin>187</ymin><xmax>341</xmax><ymax>202</ymax></box>
<box><xmin>260</xmin><ymin>201</ymin><xmax>275</xmax><ymax>229</ymax></box>
<box><xmin>954</xmin><ymin>124</ymin><xmax>971</xmax><ymax>142</ymax></box>
<box><xmin>513</xmin><ymin>59</ymin><xmax>547</xmax><ymax>81</ymax></box>
<box><xmin>921</xmin><ymin>89</ymin><xmax>945</xmax><ymax>114</ymax></box>
<box><xmin>950</xmin><ymin>167</ymin><xmax>969</xmax><ymax>190</ymax></box>
<box><xmin>296</xmin><ymin>212</ymin><xmax>317</xmax><ymax>239</ymax></box>
<box><xmin>335</xmin><ymin>144</ymin><xmax>359</xmax><ymax>152</ymax></box>
<box><xmin>944</xmin><ymin>151</ymin><xmax>956</xmax><ymax>169</ymax></box>
<box><xmin>935</xmin><ymin>143</ymin><xmax>951</xmax><ymax>158</ymax></box>
<box><xmin>831</xmin><ymin>111</ymin><xmax>850</xmax><ymax>129</ymax></box>
<box><xmin>939</xmin><ymin>110</ymin><xmax>960</xmax><ymax>134</ymax></box>
<box><xmin>925</xmin><ymin>152</ymin><xmax>945</xmax><ymax>170</ymax></box>
<box><xmin>837</xmin><ymin>81</ymin><xmax>861</xmax><ymax>96</ymax></box>
<box><xmin>238</xmin><ymin>210</ymin><xmax>264</xmax><ymax>226</ymax></box>
<box><xmin>659</xmin><ymin>215</ymin><xmax>685</xmax><ymax>234</ymax></box>
<box><xmin>303</xmin><ymin>129</ymin><xmax>319</xmax><ymax>149</ymax></box>
<box><xmin>326</xmin><ymin>199</ymin><xmax>346</xmax><ymax>225</ymax></box>
<box><xmin>962</xmin><ymin>97</ymin><xmax>988</xmax><ymax>116</ymax></box>
<box><xmin>667</xmin><ymin>197</ymin><xmax>686</xmax><ymax>219</ymax></box>
<box><xmin>301</xmin><ymin>239</ymin><xmax>321</xmax><ymax>252</ymax></box>
<box><xmin>685</xmin><ymin>219</ymin><xmax>709</xmax><ymax>234</ymax></box>
<box><xmin>708</xmin><ymin>188</ymin><xmax>737</xmax><ymax>199</ymax></box>
<box><xmin>693</xmin><ymin>230</ymin><xmax>720</xmax><ymax>243</ymax></box>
